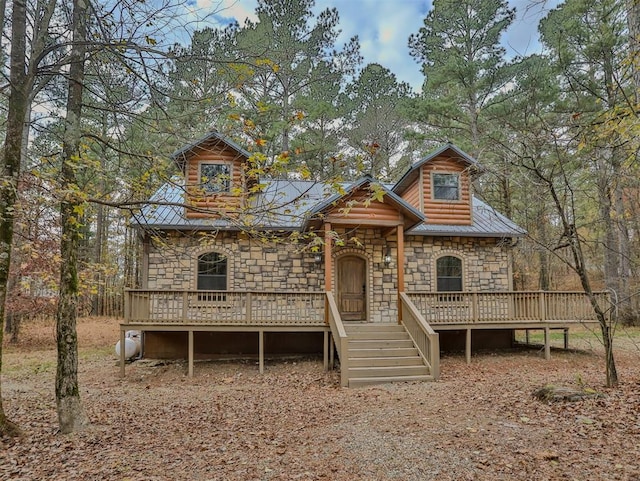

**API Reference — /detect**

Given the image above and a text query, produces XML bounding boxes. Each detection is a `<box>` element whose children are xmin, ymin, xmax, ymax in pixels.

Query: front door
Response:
<box><xmin>337</xmin><ymin>255</ymin><xmax>366</xmax><ymax>321</ymax></box>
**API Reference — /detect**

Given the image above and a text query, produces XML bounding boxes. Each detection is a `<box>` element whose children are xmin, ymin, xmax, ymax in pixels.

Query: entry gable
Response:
<box><xmin>307</xmin><ymin>176</ymin><xmax>424</xmax><ymax>230</ymax></box>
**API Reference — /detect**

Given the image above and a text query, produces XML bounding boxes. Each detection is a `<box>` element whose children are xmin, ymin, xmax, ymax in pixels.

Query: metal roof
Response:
<box><xmin>133</xmin><ymin>179</ymin><xmax>525</xmax><ymax>238</ymax></box>
<box><xmin>132</xmin><ymin>135</ymin><xmax>523</xmax><ymax>237</ymax></box>
<box><xmin>408</xmin><ymin>197</ymin><xmax>526</xmax><ymax>238</ymax></box>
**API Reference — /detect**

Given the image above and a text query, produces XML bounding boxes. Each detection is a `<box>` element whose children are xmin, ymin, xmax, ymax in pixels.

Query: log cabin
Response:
<box><xmin>123</xmin><ymin>131</ymin><xmax>606</xmax><ymax>386</ymax></box>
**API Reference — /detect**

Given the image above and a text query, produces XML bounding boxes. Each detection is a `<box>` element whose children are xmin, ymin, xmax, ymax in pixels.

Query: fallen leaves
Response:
<box><xmin>1</xmin><ymin>319</ymin><xmax>640</xmax><ymax>480</ymax></box>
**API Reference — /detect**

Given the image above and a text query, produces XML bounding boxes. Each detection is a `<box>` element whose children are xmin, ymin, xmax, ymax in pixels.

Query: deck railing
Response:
<box><xmin>125</xmin><ymin>289</ymin><xmax>325</xmax><ymax>326</ymax></box>
<box><xmin>399</xmin><ymin>293</ymin><xmax>440</xmax><ymax>380</ymax></box>
<box><xmin>325</xmin><ymin>292</ymin><xmax>349</xmax><ymax>387</ymax></box>
<box><xmin>407</xmin><ymin>291</ymin><xmax>610</xmax><ymax>325</ymax></box>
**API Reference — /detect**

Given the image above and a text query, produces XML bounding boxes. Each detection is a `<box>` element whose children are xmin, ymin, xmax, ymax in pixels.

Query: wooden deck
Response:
<box><xmin>121</xmin><ymin>289</ymin><xmax>609</xmax><ymax>381</ymax></box>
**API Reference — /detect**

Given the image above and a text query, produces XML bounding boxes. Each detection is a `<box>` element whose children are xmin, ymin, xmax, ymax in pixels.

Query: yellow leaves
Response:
<box><xmin>370</xmin><ymin>184</ymin><xmax>386</xmax><ymax>203</ymax></box>
<box><xmin>298</xmin><ymin>165</ymin><xmax>311</xmax><ymax>180</ymax></box>
<box><xmin>255</xmin><ymin>58</ymin><xmax>280</xmax><ymax>72</ymax></box>
<box><xmin>255</xmin><ymin>138</ymin><xmax>267</xmax><ymax>147</ymax></box>
<box><xmin>145</xmin><ymin>36</ymin><xmax>157</xmax><ymax>46</ymax></box>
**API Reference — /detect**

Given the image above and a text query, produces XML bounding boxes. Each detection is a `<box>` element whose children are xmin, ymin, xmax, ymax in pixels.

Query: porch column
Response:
<box><xmin>324</xmin><ymin>222</ymin><xmax>332</xmax><ymax>292</ymax></box>
<box><xmin>397</xmin><ymin>223</ymin><xmax>405</xmax><ymax>324</ymax></box>
<box><xmin>466</xmin><ymin>329</ymin><xmax>472</xmax><ymax>364</ymax></box>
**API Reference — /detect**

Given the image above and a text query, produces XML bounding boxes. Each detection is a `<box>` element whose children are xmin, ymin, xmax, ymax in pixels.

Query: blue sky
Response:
<box><xmin>189</xmin><ymin>0</ymin><xmax>560</xmax><ymax>92</ymax></box>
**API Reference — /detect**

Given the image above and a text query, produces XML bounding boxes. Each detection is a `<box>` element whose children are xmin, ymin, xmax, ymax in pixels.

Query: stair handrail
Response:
<box><xmin>325</xmin><ymin>291</ymin><xmax>349</xmax><ymax>387</ymax></box>
<box><xmin>400</xmin><ymin>292</ymin><xmax>440</xmax><ymax>380</ymax></box>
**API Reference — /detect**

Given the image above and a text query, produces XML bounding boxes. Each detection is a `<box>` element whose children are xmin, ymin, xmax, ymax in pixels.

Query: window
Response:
<box><xmin>433</xmin><ymin>173</ymin><xmax>460</xmax><ymax>201</ymax></box>
<box><xmin>199</xmin><ymin>163</ymin><xmax>231</xmax><ymax>193</ymax></box>
<box><xmin>436</xmin><ymin>256</ymin><xmax>463</xmax><ymax>292</ymax></box>
<box><xmin>197</xmin><ymin>252</ymin><xmax>227</xmax><ymax>290</ymax></box>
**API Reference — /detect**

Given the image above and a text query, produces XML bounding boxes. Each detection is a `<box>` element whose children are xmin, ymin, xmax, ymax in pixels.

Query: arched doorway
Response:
<box><xmin>337</xmin><ymin>255</ymin><xmax>367</xmax><ymax>321</ymax></box>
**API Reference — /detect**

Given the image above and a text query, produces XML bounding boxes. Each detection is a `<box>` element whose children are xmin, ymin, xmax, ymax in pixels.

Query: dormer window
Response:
<box><xmin>433</xmin><ymin>173</ymin><xmax>460</xmax><ymax>201</ymax></box>
<box><xmin>200</xmin><ymin>162</ymin><xmax>231</xmax><ymax>194</ymax></box>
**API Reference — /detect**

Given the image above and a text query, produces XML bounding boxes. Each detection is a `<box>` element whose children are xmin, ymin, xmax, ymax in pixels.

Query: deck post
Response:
<box><xmin>471</xmin><ymin>292</ymin><xmax>479</xmax><ymax>323</ymax></box>
<box><xmin>525</xmin><ymin>329</ymin><xmax>530</xmax><ymax>345</ymax></box>
<box><xmin>465</xmin><ymin>329</ymin><xmax>472</xmax><ymax>364</ymax></box>
<box><xmin>329</xmin><ymin>332</ymin><xmax>335</xmax><ymax>369</ymax></box>
<box><xmin>324</xmin><ymin>222</ymin><xmax>332</xmax><ymax>292</ymax></box>
<box><xmin>119</xmin><ymin>327</ymin><xmax>126</xmax><ymax>377</ymax></box>
<box><xmin>246</xmin><ymin>292</ymin><xmax>253</xmax><ymax>323</ymax></box>
<box><xmin>188</xmin><ymin>330</ymin><xmax>194</xmax><ymax>377</ymax></box>
<box><xmin>124</xmin><ymin>290</ymin><xmax>130</xmax><ymax>321</ymax></box>
<box><xmin>182</xmin><ymin>290</ymin><xmax>189</xmax><ymax>321</ymax></box>
<box><xmin>544</xmin><ymin>327</ymin><xmax>551</xmax><ymax>360</ymax></box>
<box><xmin>563</xmin><ymin>328</ymin><xmax>569</xmax><ymax>350</ymax></box>
<box><xmin>258</xmin><ymin>330</ymin><xmax>264</xmax><ymax>374</ymax></box>
<box><xmin>397</xmin><ymin>223</ymin><xmax>405</xmax><ymax>325</ymax></box>
<box><xmin>323</xmin><ymin>330</ymin><xmax>329</xmax><ymax>371</ymax></box>
<box><xmin>539</xmin><ymin>291</ymin><xmax>546</xmax><ymax>321</ymax></box>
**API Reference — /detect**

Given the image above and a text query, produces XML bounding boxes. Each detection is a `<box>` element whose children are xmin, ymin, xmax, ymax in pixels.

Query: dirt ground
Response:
<box><xmin>1</xmin><ymin>318</ymin><xmax>639</xmax><ymax>481</ymax></box>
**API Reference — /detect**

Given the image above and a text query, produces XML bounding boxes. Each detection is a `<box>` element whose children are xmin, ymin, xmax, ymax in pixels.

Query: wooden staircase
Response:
<box><xmin>344</xmin><ymin>323</ymin><xmax>435</xmax><ymax>387</ymax></box>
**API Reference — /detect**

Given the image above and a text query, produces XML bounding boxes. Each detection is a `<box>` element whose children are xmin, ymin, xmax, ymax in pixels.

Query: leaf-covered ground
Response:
<box><xmin>1</xmin><ymin>318</ymin><xmax>639</xmax><ymax>480</ymax></box>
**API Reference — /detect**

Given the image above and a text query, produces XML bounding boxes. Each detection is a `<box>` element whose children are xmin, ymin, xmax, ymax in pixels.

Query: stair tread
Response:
<box><xmin>349</xmin><ymin>355</ymin><xmax>423</xmax><ymax>360</ymax></box>
<box><xmin>349</xmin><ymin>365</ymin><xmax>429</xmax><ymax>372</ymax></box>
<box><xmin>349</xmin><ymin>375</ymin><xmax>435</xmax><ymax>387</ymax></box>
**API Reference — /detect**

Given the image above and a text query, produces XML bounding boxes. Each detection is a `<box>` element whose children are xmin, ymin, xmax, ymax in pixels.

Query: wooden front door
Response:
<box><xmin>338</xmin><ymin>256</ymin><xmax>366</xmax><ymax>321</ymax></box>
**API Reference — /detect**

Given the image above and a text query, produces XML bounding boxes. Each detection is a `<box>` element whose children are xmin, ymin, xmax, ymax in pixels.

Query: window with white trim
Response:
<box><xmin>433</xmin><ymin>173</ymin><xmax>460</xmax><ymax>200</ymax></box>
<box><xmin>199</xmin><ymin>163</ymin><xmax>231</xmax><ymax>193</ymax></box>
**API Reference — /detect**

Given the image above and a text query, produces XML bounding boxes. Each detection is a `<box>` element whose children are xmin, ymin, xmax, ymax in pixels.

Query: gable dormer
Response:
<box><xmin>393</xmin><ymin>144</ymin><xmax>479</xmax><ymax>226</ymax></box>
<box><xmin>171</xmin><ymin>132</ymin><xmax>252</xmax><ymax>219</ymax></box>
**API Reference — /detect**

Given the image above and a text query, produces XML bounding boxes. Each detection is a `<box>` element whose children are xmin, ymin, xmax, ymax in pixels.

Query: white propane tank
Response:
<box><xmin>115</xmin><ymin>331</ymin><xmax>141</xmax><ymax>359</ymax></box>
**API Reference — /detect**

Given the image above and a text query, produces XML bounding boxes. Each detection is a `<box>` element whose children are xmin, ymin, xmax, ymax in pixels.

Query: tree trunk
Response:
<box><xmin>627</xmin><ymin>0</ymin><xmax>640</xmax><ymax>103</ymax></box>
<box><xmin>0</xmin><ymin>0</ymin><xmax>30</xmax><ymax>438</ymax></box>
<box><xmin>56</xmin><ymin>0</ymin><xmax>90</xmax><ymax>434</ymax></box>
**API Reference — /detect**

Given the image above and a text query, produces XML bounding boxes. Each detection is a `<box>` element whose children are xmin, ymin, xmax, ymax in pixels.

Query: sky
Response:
<box><xmin>189</xmin><ymin>0</ymin><xmax>560</xmax><ymax>92</ymax></box>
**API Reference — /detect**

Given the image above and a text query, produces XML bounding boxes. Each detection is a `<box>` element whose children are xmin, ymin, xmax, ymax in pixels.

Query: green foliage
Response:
<box><xmin>408</xmin><ymin>0</ymin><xmax>515</xmax><ymax>151</ymax></box>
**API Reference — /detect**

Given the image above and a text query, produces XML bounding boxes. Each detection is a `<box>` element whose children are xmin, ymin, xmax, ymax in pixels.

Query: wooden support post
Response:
<box><xmin>564</xmin><ymin>328</ymin><xmax>569</xmax><ymax>350</ymax></box>
<box><xmin>471</xmin><ymin>292</ymin><xmax>479</xmax><ymax>323</ymax></box>
<box><xmin>324</xmin><ymin>222</ymin><xmax>332</xmax><ymax>292</ymax></box>
<box><xmin>329</xmin><ymin>332</ymin><xmax>335</xmax><ymax>369</ymax></box>
<box><xmin>466</xmin><ymin>329</ymin><xmax>472</xmax><ymax>364</ymax></box>
<box><xmin>182</xmin><ymin>290</ymin><xmax>189</xmax><ymax>321</ymax></box>
<box><xmin>188</xmin><ymin>330</ymin><xmax>194</xmax><ymax>377</ymax></box>
<box><xmin>323</xmin><ymin>330</ymin><xmax>329</xmax><ymax>371</ymax></box>
<box><xmin>397</xmin><ymin>224</ymin><xmax>405</xmax><ymax>325</ymax></box>
<box><xmin>259</xmin><ymin>330</ymin><xmax>264</xmax><ymax>374</ymax></box>
<box><xmin>539</xmin><ymin>291</ymin><xmax>546</xmax><ymax>321</ymax></box>
<box><xmin>119</xmin><ymin>327</ymin><xmax>126</xmax><ymax>377</ymax></box>
<box><xmin>525</xmin><ymin>329</ymin><xmax>530</xmax><ymax>345</ymax></box>
<box><xmin>246</xmin><ymin>292</ymin><xmax>253</xmax><ymax>323</ymax></box>
<box><xmin>544</xmin><ymin>327</ymin><xmax>551</xmax><ymax>360</ymax></box>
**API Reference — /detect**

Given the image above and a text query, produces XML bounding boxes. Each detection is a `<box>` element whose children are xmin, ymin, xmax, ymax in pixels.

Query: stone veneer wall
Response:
<box><xmin>403</xmin><ymin>236</ymin><xmax>511</xmax><ymax>292</ymax></box>
<box><xmin>145</xmin><ymin>231</ymin><xmax>323</xmax><ymax>291</ymax></box>
<box><xmin>144</xmin><ymin>231</ymin><xmax>512</xmax><ymax>322</ymax></box>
